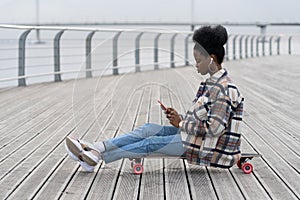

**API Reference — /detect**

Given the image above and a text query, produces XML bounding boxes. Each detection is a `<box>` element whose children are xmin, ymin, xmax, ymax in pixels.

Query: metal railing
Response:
<box><xmin>225</xmin><ymin>34</ymin><xmax>297</xmax><ymax>61</ymax></box>
<box><xmin>0</xmin><ymin>24</ymin><xmax>298</xmax><ymax>88</ymax></box>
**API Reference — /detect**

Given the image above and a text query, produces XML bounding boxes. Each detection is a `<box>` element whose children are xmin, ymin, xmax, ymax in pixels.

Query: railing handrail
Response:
<box><xmin>0</xmin><ymin>24</ymin><xmax>192</xmax><ymax>34</ymax></box>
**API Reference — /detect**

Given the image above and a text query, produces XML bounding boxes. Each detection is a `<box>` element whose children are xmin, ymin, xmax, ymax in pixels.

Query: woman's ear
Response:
<box><xmin>210</xmin><ymin>54</ymin><xmax>219</xmax><ymax>66</ymax></box>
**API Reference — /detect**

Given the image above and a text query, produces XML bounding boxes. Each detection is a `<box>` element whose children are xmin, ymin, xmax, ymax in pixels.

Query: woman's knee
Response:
<box><xmin>140</xmin><ymin>123</ymin><xmax>162</xmax><ymax>137</ymax></box>
<box><xmin>142</xmin><ymin>123</ymin><xmax>156</xmax><ymax>128</ymax></box>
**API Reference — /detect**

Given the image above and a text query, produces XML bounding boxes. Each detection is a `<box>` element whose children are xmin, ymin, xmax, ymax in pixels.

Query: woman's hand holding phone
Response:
<box><xmin>158</xmin><ymin>100</ymin><xmax>181</xmax><ymax>128</ymax></box>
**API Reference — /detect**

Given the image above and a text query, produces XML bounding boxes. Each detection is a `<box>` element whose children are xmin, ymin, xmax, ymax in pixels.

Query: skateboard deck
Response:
<box><xmin>130</xmin><ymin>153</ymin><xmax>262</xmax><ymax>175</ymax></box>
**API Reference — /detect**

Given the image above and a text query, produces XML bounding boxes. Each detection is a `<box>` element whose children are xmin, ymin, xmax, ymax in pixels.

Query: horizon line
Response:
<box><xmin>2</xmin><ymin>21</ymin><xmax>300</xmax><ymax>27</ymax></box>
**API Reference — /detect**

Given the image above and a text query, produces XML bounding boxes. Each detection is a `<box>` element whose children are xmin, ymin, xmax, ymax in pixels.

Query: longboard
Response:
<box><xmin>130</xmin><ymin>153</ymin><xmax>262</xmax><ymax>175</ymax></box>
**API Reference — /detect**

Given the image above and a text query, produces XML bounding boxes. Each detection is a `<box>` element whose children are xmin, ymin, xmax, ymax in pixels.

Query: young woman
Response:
<box><xmin>65</xmin><ymin>25</ymin><xmax>244</xmax><ymax>172</ymax></box>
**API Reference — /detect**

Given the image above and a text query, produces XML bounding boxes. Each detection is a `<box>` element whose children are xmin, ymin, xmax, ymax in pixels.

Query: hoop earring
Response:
<box><xmin>208</xmin><ymin>58</ymin><xmax>217</xmax><ymax>73</ymax></box>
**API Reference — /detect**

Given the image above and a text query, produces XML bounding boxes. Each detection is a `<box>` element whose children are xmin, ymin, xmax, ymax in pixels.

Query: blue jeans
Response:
<box><xmin>102</xmin><ymin>123</ymin><xmax>186</xmax><ymax>163</ymax></box>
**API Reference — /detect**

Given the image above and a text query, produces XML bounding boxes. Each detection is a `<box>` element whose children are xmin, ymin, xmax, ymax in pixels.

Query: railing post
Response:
<box><xmin>256</xmin><ymin>36</ymin><xmax>260</xmax><ymax>57</ymax></box>
<box><xmin>245</xmin><ymin>35</ymin><xmax>250</xmax><ymax>58</ymax></box>
<box><xmin>226</xmin><ymin>35</ymin><xmax>232</xmax><ymax>61</ymax></box>
<box><xmin>277</xmin><ymin>36</ymin><xmax>281</xmax><ymax>55</ymax></box>
<box><xmin>232</xmin><ymin>35</ymin><xmax>238</xmax><ymax>60</ymax></box>
<box><xmin>54</xmin><ymin>30</ymin><xmax>64</xmax><ymax>82</ymax></box>
<box><xmin>113</xmin><ymin>31</ymin><xmax>122</xmax><ymax>75</ymax></box>
<box><xmin>262</xmin><ymin>36</ymin><xmax>266</xmax><ymax>56</ymax></box>
<box><xmin>18</xmin><ymin>29</ymin><xmax>32</xmax><ymax>86</ymax></box>
<box><xmin>170</xmin><ymin>33</ymin><xmax>178</xmax><ymax>68</ymax></box>
<box><xmin>239</xmin><ymin>35</ymin><xmax>244</xmax><ymax>59</ymax></box>
<box><xmin>288</xmin><ymin>36</ymin><xmax>292</xmax><ymax>55</ymax></box>
<box><xmin>154</xmin><ymin>33</ymin><xmax>162</xmax><ymax>70</ymax></box>
<box><xmin>184</xmin><ymin>34</ymin><xmax>192</xmax><ymax>66</ymax></box>
<box><xmin>170</xmin><ymin>33</ymin><xmax>177</xmax><ymax>68</ymax></box>
<box><xmin>135</xmin><ymin>32</ymin><xmax>144</xmax><ymax>72</ymax></box>
<box><xmin>250</xmin><ymin>35</ymin><xmax>255</xmax><ymax>57</ymax></box>
<box><xmin>269</xmin><ymin>36</ymin><xmax>273</xmax><ymax>56</ymax></box>
<box><xmin>86</xmin><ymin>31</ymin><xmax>96</xmax><ymax>78</ymax></box>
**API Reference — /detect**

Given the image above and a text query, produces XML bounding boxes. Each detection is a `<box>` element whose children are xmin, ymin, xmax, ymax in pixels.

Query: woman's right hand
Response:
<box><xmin>165</xmin><ymin>107</ymin><xmax>181</xmax><ymax>128</ymax></box>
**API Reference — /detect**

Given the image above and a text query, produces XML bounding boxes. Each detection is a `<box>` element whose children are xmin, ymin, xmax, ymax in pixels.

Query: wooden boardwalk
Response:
<box><xmin>0</xmin><ymin>55</ymin><xmax>299</xmax><ymax>200</ymax></box>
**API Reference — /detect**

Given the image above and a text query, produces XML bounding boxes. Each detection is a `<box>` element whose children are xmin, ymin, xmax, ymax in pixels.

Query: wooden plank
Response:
<box><xmin>31</xmin><ymin>77</ymin><xmax>122</xmax><ymax>199</ymax></box>
<box><xmin>242</xmin><ymin>124</ymin><xmax>300</xmax><ymax>199</ymax></box>
<box><xmin>226</xmin><ymin>55</ymin><xmax>300</xmax><ymax>123</ymax></box>
<box><xmin>227</xmin><ymin>62</ymin><xmax>300</xmax><ymax>194</ymax></box>
<box><xmin>0</xmin><ymin>79</ymin><xmax>109</xmax><ymax>199</ymax></box>
<box><xmin>0</xmin><ymin>106</ymin><xmax>73</xmax><ymax>180</ymax></box>
<box><xmin>185</xmin><ymin>164</ymin><xmax>217</xmax><ymax>200</ymax></box>
<box><xmin>0</xmin><ymin>81</ymin><xmax>73</xmax><ymax>140</ymax></box>
<box><xmin>0</xmin><ymin>82</ymin><xmax>68</xmax><ymax>125</ymax></box>
<box><xmin>164</xmin><ymin>158</ymin><xmax>191</xmax><ymax>200</ymax></box>
<box><xmin>0</xmin><ymin>79</ymin><xmax>96</xmax><ymax>172</ymax></box>
<box><xmin>0</xmin><ymin>100</ymin><xmax>71</xmax><ymax>159</ymax></box>
<box><xmin>171</xmin><ymin>67</ymin><xmax>218</xmax><ymax>199</ymax></box>
<box><xmin>60</xmin><ymin>87</ymin><xmax>136</xmax><ymax>200</ymax></box>
<box><xmin>84</xmin><ymin>74</ymin><xmax>145</xmax><ymax>200</ymax></box>
<box><xmin>0</xmin><ymin>84</ymin><xmax>46</xmax><ymax>107</ymax></box>
<box><xmin>139</xmin><ymin>84</ymin><xmax>164</xmax><ymax>200</ymax></box>
<box><xmin>111</xmin><ymin>81</ymin><xmax>150</xmax><ymax>200</ymax></box>
<box><xmin>207</xmin><ymin>167</ymin><xmax>244</xmax><ymax>200</ymax></box>
<box><xmin>34</xmin><ymin>119</ymin><xmax>110</xmax><ymax>200</ymax></box>
<box><xmin>245</xmin><ymin>113</ymin><xmax>300</xmax><ymax>168</ymax></box>
<box><xmin>239</xmin><ymin>81</ymin><xmax>300</xmax><ymax>145</ymax></box>
<box><xmin>98</xmin><ymin>98</ymin><xmax>143</xmax><ymax>199</ymax></box>
<box><xmin>225</xmin><ymin>56</ymin><xmax>300</xmax><ymax>199</ymax></box>
<box><xmin>2</xmin><ymin>76</ymin><xmax>102</xmax><ymax>148</ymax></box>
<box><xmin>0</xmin><ymin>94</ymin><xmax>67</xmax><ymax>134</ymax></box>
<box><xmin>159</xmin><ymin>82</ymin><xmax>191</xmax><ymax>200</ymax></box>
<box><xmin>0</xmin><ymin>104</ymin><xmax>94</xmax><ymax>199</ymax></box>
<box><xmin>8</xmin><ymin>97</ymin><xmax>113</xmax><ymax>199</ymax></box>
<box><xmin>229</xmin><ymin>135</ymin><xmax>271</xmax><ymax>199</ymax></box>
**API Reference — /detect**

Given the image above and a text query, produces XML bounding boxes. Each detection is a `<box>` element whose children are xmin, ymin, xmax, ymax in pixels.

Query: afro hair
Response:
<box><xmin>193</xmin><ymin>25</ymin><xmax>228</xmax><ymax>64</ymax></box>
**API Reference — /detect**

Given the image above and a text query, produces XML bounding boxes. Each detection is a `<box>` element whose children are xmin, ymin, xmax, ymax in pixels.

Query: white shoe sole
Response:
<box><xmin>65</xmin><ymin>136</ymin><xmax>99</xmax><ymax>166</ymax></box>
<box><xmin>81</xmin><ymin>150</ymin><xmax>99</xmax><ymax>166</ymax></box>
<box><xmin>79</xmin><ymin>160</ymin><xmax>95</xmax><ymax>172</ymax></box>
<box><xmin>65</xmin><ymin>139</ymin><xmax>80</xmax><ymax>161</ymax></box>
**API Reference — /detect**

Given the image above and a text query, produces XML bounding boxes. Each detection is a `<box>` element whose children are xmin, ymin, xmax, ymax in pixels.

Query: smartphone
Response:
<box><xmin>157</xmin><ymin>100</ymin><xmax>167</xmax><ymax>111</ymax></box>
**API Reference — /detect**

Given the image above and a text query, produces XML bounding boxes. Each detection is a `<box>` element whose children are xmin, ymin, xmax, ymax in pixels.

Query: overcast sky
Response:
<box><xmin>0</xmin><ymin>0</ymin><xmax>299</xmax><ymax>24</ymax></box>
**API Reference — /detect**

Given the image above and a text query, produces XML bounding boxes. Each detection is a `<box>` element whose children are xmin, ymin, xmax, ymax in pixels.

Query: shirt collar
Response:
<box><xmin>207</xmin><ymin>68</ymin><xmax>227</xmax><ymax>83</ymax></box>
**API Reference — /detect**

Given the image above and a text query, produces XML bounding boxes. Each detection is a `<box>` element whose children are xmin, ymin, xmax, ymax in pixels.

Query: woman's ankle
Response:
<box><xmin>94</xmin><ymin>141</ymin><xmax>106</xmax><ymax>153</ymax></box>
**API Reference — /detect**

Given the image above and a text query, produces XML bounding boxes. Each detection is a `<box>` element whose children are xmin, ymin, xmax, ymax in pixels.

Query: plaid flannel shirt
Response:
<box><xmin>180</xmin><ymin>69</ymin><xmax>244</xmax><ymax>168</ymax></box>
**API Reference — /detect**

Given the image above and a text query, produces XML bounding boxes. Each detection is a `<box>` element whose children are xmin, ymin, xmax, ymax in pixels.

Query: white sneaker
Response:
<box><xmin>65</xmin><ymin>136</ymin><xmax>100</xmax><ymax>171</ymax></box>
